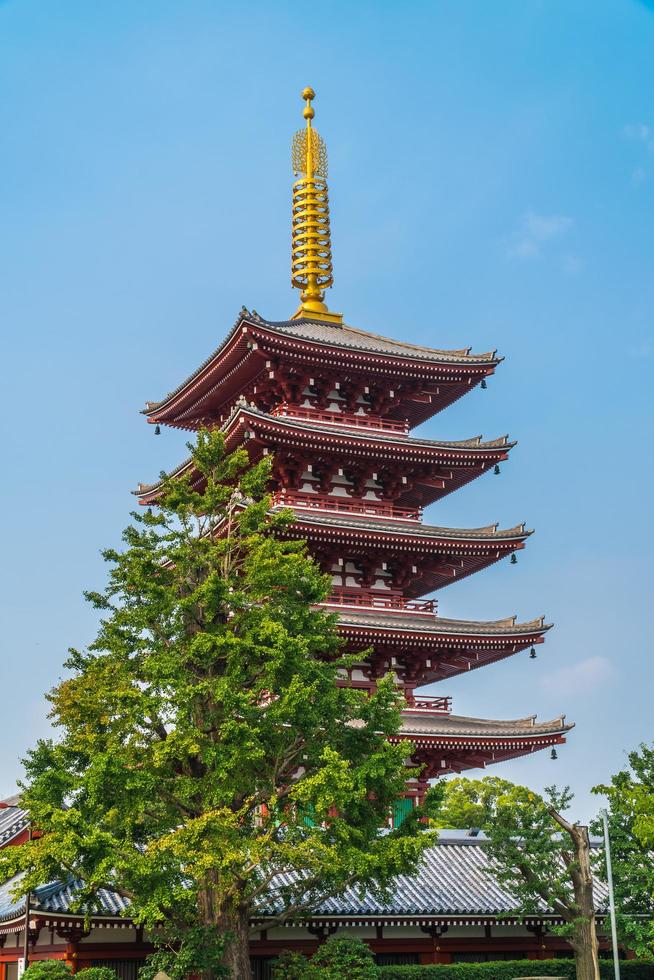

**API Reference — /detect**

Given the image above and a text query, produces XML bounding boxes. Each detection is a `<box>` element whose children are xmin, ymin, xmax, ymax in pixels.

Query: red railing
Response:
<box><xmin>271</xmin><ymin>490</ymin><xmax>421</xmax><ymax>522</ymax></box>
<box><xmin>321</xmin><ymin>591</ymin><xmax>437</xmax><ymax>615</ymax></box>
<box><xmin>404</xmin><ymin>695</ymin><xmax>452</xmax><ymax>714</ymax></box>
<box><xmin>271</xmin><ymin>403</ymin><xmax>409</xmax><ymax>435</ymax></box>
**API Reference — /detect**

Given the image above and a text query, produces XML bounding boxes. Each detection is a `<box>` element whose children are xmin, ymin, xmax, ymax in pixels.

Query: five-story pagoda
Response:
<box><xmin>137</xmin><ymin>88</ymin><xmax>572</xmax><ymax>812</ymax></box>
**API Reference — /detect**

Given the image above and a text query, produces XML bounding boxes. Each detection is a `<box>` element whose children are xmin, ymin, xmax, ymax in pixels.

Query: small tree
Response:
<box><xmin>438</xmin><ymin>777</ymin><xmax>600</xmax><ymax>980</ymax></box>
<box><xmin>308</xmin><ymin>935</ymin><xmax>377</xmax><ymax>979</ymax></box>
<box><xmin>0</xmin><ymin>431</ymin><xmax>435</xmax><ymax>980</ymax></box>
<box><xmin>272</xmin><ymin>936</ymin><xmax>377</xmax><ymax>979</ymax></box>
<box><xmin>593</xmin><ymin>742</ymin><xmax>654</xmax><ymax>958</ymax></box>
<box><xmin>22</xmin><ymin>963</ymin><xmax>72</xmax><ymax>980</ymax></box>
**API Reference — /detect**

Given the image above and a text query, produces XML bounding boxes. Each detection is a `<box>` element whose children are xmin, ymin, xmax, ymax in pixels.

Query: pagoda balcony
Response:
<box><xmin>270</xmin><ymin>490</ymin><xmax>422</xmax><ymax>522</ymax></box>
<box><xmin>321</xmin><ymin>590</ymin><xmax>437</xmax><ymax>616</ymax></box>
<box><xmin>270</xmin><ymin>403</ymin><xmax>409</xmax><ymax>436</ymax></box>
<box><xmin>404</xmin><ymin>695</ymin><xmax>452</xmax><ymax>715</ymax></box>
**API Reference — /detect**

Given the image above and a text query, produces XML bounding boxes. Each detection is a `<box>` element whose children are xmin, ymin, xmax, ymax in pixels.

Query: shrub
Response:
<box><xmin>377</xmin><ymin>961</ymin><xmax>654</xmax><ymax>979</ymax></box>
<box><xmin>22</xmin><ymin>963</ymin><xmax>72</xmax><ymax>980</ymax></box>
<box><xmin>273</xmin><ymin>937</ymin><xmax>378</xmax><ymax>979</ymax></box>
<box><xmin>271</xmin><ymin>950</ymin><xmax>310</xmax><ymax>979</ymax></box>
<box><xmin>308</xmin><ymin>936</ymin><xmax>378</xmax><ymax>979</ymax></box>
<box><xmin>77</xmin><ymin>969</ymin><xmax>119</xmax><ymax>980</ymax></box>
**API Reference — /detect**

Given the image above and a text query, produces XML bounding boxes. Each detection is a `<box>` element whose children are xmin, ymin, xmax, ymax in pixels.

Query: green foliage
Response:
<box><xmin>593</xmin><ymin>742</ymin><xmax>654</xmax><ymax>958</ymax></box>
<box><xmin>76</xmin><ymin>968</ymin><xmax>117</xmax><ymax>980</ymax></box>
<box><xmin>137</xmin><ymin>924</ymin><xmax>227</xmax><ymax>980</ymax></box>
<box><xmin>377</xmin><ymin>962</ymin><xmax>654</xmax><ymax>979</ymax></box>
<box><xmin>272</xmin><ymin>937</ymin><xmax>377</xmax><ymax>979</ymax></box>
<box><xmin>271</xmin><ymin>949</ymin><xmax>310</xmax><ymax>979</ymax></box>
<box><xmin>22</xmin><ymin>963</ymin><xmax>72</xmax><ymax>980</ymax></box>
<box><xmin>0</xmin><ymin>431</ymin><xmax>433</xmax><ymax>978</ymax></box>
<box><xmin>309</xmin><ymin>935</ymin><xmax>378</xmax><ymax>978</ymax></box>
<box><xmin>437</xmin><ymin>778</ymin><xmax>581</xmax><ymax>923</ymax></box>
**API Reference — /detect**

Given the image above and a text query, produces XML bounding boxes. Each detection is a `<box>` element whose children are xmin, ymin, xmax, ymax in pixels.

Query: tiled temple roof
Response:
<box><xmin>278</xmin><ymin>510</ymin><xmax>530</xmax><ymax>542</ymax></box>
<box><xmin>238</xmin><ymin>404</ymin><xmax>512</xmax><ymax>451</ymax></box>
<box><xmin>336</xmin><ymin>610</ymin><xmax>550</xmax><ymax>636</ymax></box>
<box><xmin>399</xmin><ymin>712</ymin><xmax>571</xmax><ymax>739</ymax></box>
<box><xmin>262</xmin><ymin>832</ymin><xmax>607</xmax><ymax>919</ymax></box>
<box><xmin>0</xmin><ymin>875</ymin><xmax>131</xmax><ymax>925</ymax></box>
<box><xmin>0</xmin><ymin>834</ymin><xmax>605</xmax><ymax>927</ymax></box>
<box><xmin>0</xmin><ymin>798</ymin><xmax>28</xmax><ymax>848</ymax></box>
<box><xmin>144</xmin><ymin>309</ymin><xmax>500</xmax><ymax>415</ymax></box>
<box><xmin>135</xmin><ymin>404</ymin><xmax>513</xmax><ymax>498</ymax></box>
<box><xmin>246</xmin><ymin>311</ymin><xmax>499</xmax><ymax>364</ymax></box>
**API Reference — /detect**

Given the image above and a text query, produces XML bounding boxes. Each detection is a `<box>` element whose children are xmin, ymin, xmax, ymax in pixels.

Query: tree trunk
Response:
<box><xmin>570</xmin><ymin>917</ymin><xmax>600</xmax><ymax>980</ymax></box>
<box><xmin>218</xmin><ymin>903</ymin><xmax>252</xmax><ymax>980</ymax></box>
<box><xmin>569</xmin><ymin>824</ymin><xmax>600</xmax><ymax>980</ymax></box>
<box><xmin>198</xmin><ymin>882</ymin><xmax>252</xmax><ymax>980</ymax></box>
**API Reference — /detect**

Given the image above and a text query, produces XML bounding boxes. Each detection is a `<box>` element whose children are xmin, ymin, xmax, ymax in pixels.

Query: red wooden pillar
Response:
<box><xmin>65</xmin><ymin>944</ymin><xmax>78</xmax><ymax>975</ymax></box>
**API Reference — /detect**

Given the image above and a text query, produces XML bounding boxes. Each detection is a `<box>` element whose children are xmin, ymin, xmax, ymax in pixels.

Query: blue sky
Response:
<box><xmin>1</xmin><ymin>0</ymin><xmax>652</xmax><ymax>821</ymax></box>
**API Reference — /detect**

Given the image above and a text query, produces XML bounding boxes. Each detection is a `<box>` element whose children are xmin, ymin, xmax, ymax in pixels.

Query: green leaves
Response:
<box><xmin>3</xmin><ymin>429</ymin><xmax>431</xmax><ymax>977</ymax></box>
<box><xmin>437</xmin><ymin>777</ymin><xmax>592</xmax><ymax>927</ymax></box>
<box><xmin>593</xmin><ymin>743</ymin><xmax>654</xmax><ymax>957</ymax></box>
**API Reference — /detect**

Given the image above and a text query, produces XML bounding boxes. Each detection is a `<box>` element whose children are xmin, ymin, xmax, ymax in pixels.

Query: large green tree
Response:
<box><xmin>0</xmin><ymin>431</ymin><xmax>434</xmax><ymax>980</ymax></box>
<box><xmin>437</xmin><ymin>777</ymin><xmax>601</xmax><ymax>980</ymax></box>
<box><xmin>593</xmin><ymin>743</ymin><xmax>654</xmax><ymax>958</ymax></box>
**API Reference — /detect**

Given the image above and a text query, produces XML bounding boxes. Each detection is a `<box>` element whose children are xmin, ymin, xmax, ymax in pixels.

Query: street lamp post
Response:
<box><xmin>601</xmin><ymin>808</ymin><xmax>621</xmax><ymax>980</ymax></box>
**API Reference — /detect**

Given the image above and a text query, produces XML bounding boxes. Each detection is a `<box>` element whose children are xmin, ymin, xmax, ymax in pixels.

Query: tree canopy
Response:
<box><xmin>594</xmin><ymin>742</ymin><xmax>654</xmax><ymax>958</ymax></box>
<box><xmin>437</xmin><ymin>776</ymin><xmax>601</xmax><ymax>980</ymax></box>
<box><xmin>0</xmin><ymin>431</ymin><xmax>435</xmax><ymax>979</ymax></box>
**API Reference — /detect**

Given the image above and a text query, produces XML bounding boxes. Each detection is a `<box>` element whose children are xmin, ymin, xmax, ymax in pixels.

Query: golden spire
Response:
<box><xmin>291</xmin><ymin>87</ymin><xmax>342</xmax><ymax>323</ymax></box>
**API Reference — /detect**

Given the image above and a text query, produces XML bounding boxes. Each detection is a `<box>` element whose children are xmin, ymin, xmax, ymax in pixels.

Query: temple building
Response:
<box><xmin>0</xmin><ymin>90</ymin><xmax>582</xmax><ymax>975</ymax></box>
<box><xmin>1</xmin><ymin>797</ymin><xmax>615</xmax><ymax>975</ymax></box>
<box><xmin>137</xmin><ymin>86</ymin><xmax>571</xmax><ymax>801</ymax></box>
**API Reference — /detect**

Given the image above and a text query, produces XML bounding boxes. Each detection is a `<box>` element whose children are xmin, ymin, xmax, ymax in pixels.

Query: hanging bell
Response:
<box><xmin>481</xmin><ymin>379</ymin><xmax>487</xmax><ymax>390</ymax></box>
<box><xmin>154</xmin><ymin>425</ymin><xmax>161</xmax><ymax>435</ymax></box>
<box><xmin>551</xmin><ymin>749</ymin><xmax>558</xmax><ymax>760</ymax></box>
<box><xmin>494</xmin><ymin>464</ymin><xmax>500</xmax><ymax>475</ymax></box>
<box><xmin>510</xmin><ymin>553</ymin><xmax>517</xmax><ymax>565</ymax></box>
<box><xmin>529</xmin><ymin>647</ymin><xmax>537</xmax><ymax>659</ymax></box>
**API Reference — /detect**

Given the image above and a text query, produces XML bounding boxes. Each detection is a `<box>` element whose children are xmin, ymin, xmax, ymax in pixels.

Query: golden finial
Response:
<box><xmin>291</xmin><ymin>87</ymin><xmax>342</xmax><ymax>323</ymax></box>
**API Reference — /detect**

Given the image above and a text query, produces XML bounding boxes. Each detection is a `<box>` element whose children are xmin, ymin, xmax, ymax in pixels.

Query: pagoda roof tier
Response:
<box><xmin>336</xmin><ymin>610</ymin><xmax>551</xmax><ymax>684</ymax></box>
<box><xmin>396</xmin><ymin>712</ymin><xmax>572</xmax><ymax>777</ymax></box>
<box><xmin>275</xmin><ymin>509</ymin><xmax>531</xmax><ymax>597</ymax></box>
<box><xmin>135</xmin><ymin>404</ymin><xmax>513</xmax><ymax>508</ymax></box>
<box><xmin>142</xmin><ymin>309</ymin><xmax>502</xmax><ymax>430</ymax></box>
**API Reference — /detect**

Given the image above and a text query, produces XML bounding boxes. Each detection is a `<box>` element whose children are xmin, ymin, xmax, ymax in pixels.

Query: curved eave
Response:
<box><xmin>397</xmin><ymin>716</ymin><xmax>573</xmax><ymax>776</ymax></box>
<box><xmin>398</xmin><ymin>712</ymin><xmax>572</xmax><ymax>739</ymax></box>
<box><xmin>338</xmin><ymin>613</ymin><xmax>551</xmax><ymax>681</ymax></box>
<box><xmin>280</xmin><ymin>513</ymin><xmax>531</xmax><ymax>596</ymax></box>
<box><xmin>236</xmin><ymin>405</ymin><xmax>513</xmax><ymax>454</ymax></box>
<box><xmin>279</xmin><ymin>510</ymin><xmax>531</xmax><ymax>545</ymax></box>
<box><xmin>142</xmin><ymin>309</ymin><xmax>503</xmax><ymax>428</ymax></box>
<box><xmin>135</xmin><ymin>407</ymin><xmax>514</xmax><ymax>505</ymax></box>
<box><xmin>0</xmin><ymin>907</ymin><xmax>133</xmax><ymax>933</ymax></box>
<box><xmin>248</xmin><ymin>310</ymin><xmax>500</xmax><ymax>365</ymax></box>
<box><xmin>336</xmin><ymin>612</ymin><xmax>552</xmax><ymax>641</ymax></box>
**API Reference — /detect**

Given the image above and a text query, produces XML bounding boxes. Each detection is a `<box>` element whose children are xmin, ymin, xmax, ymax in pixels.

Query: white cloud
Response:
<box><xmin>623</xmin><ymin>125</ymin><xmax>654</xmax><ymax>184</ymax></box>
<box><xmin>632</xmin><ymin>166</ymin><xmax>647</xmax><ymax>186</ymax></box>
<box><xmin>628</xmin><ymin>339</ymin><xmax>653</xmax><ymax>358</ymax></box>
<box><xmin>539</xmin><ymin>656</ymin><xmax>614</xmax><ymax>698</ymax></box>
<box><xmin>561</xmin><ymin>253</ymin><xmax>583</xmax><ymax>275</ymax></box>
<box><xmin>623</xmin><ymin>123</ymin><xmax>654</xmax><ymax>151</ymax></box>
<box><xmin>506</xmin><ymin>210</ymin><xmax>573</xmax><ymax>259</ymax></box>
